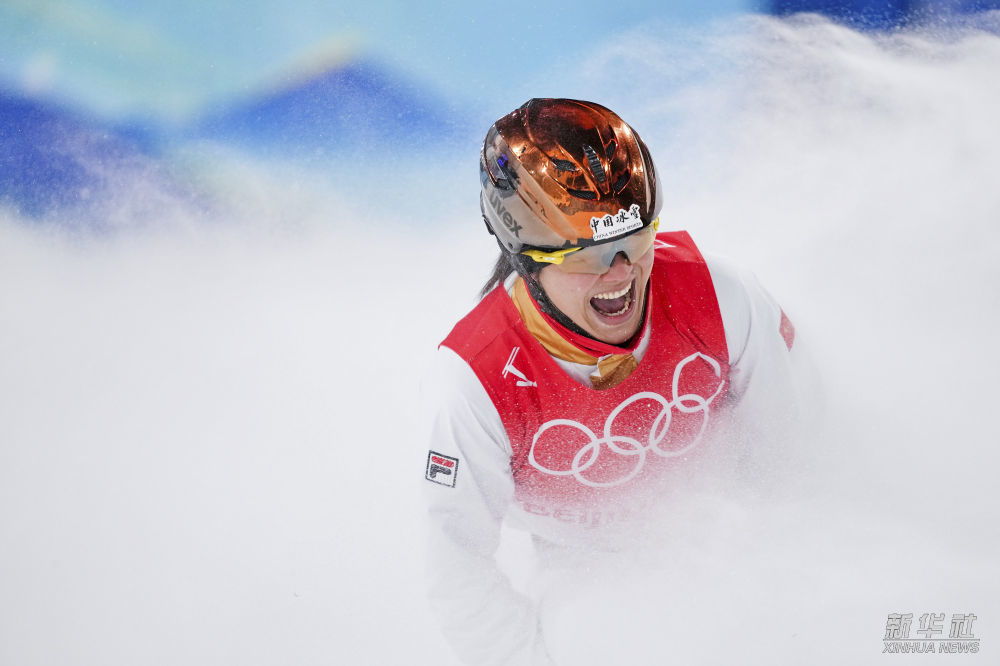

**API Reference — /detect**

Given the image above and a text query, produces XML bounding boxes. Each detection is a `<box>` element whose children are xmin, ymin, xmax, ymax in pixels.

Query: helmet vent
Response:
<box><xmin>582</xmin><ymin>145</ymin><xmax>607</xmax><ymax>183</ymax></box>
<box><xmin>612</xmin><ymin>171</ymin><xmax>629</xmax><ymax>193</ymax></box>
<box><xmin>568</xmin><ymin>188</ymin><xmax>597</xmax><ymax>200</ymax></box>
<box><xmin>606</xmin><ymin>140</ymin><xmax>617</xmax><ymax>159</ymax></box>
<box><xmin>551</xmin><ymin>158</ymin><xmax>578</xmax><ymax>172</ymax></box>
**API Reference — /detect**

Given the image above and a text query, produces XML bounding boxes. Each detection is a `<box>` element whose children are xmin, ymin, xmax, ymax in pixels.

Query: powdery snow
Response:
<box><xmin>1</xmin><ymin>14</ymin><xmax>999</xmax><ymax>666</ymax></box>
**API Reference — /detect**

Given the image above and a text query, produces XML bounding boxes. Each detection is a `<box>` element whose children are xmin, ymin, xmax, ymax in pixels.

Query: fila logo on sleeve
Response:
<box><xmin>425</xmin><ymin>451</ymin><xmax>460</xmax><ymax>487</ymax></box>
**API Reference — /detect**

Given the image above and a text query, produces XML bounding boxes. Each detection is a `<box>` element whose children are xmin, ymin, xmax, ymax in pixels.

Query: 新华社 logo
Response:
<box><xmin>883</xmin><ymin>612</ymin><xmax>979</xmax><ymax>653</ymax></box>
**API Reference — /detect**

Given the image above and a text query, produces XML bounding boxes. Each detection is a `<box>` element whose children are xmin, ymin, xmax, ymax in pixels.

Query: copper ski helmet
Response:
<box><xmin>480</xmin><ymin>98</ymin><xmax>661</xmax><ymax>255</ymax></box>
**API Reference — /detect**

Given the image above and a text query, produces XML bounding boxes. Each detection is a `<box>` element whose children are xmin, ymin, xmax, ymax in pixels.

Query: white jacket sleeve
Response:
<box><xmin>707</xmin><ymin>255</ymin><xmax>817</xmax><ymax>481</ymax></box>
<box><xmin>421</xmin><ymin>346</ymin><xmax>553</xmax><ymax>666</ymax></box>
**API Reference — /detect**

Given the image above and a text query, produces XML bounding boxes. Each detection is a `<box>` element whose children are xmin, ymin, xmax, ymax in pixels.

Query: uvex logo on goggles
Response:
<box><xmin>521</xmin><ymin>218</ymin><xmax>659</xmax><ymax>274</ymax></box>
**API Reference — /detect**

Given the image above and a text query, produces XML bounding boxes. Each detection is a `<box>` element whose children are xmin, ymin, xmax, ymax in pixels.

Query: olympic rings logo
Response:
<box><xmin>527</xmin><ymin>352</ymin><xmax>725</xmax><ymax>488</ymax></box>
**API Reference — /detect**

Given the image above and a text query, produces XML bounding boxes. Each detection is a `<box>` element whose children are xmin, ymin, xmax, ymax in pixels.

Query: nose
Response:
<box><xmin>601</xmin><ymin>252</ymin><xmax>632</xmax><ymax>280</ymax></box>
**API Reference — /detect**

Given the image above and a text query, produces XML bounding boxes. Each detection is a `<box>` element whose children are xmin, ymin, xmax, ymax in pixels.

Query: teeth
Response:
<box><xmin>595</xmin><ymin>291</ymin><xmax>632</xmax><ymax>317</ymax></box>
<box><xmin>607</xmin><ymin>295</ymin><xmax>631</xmax><ymax>316</ymax></box>
<box><xmin>593</xmin><ymin>284</ymin><xmax>631</xmax><ymax>300</ymax></box>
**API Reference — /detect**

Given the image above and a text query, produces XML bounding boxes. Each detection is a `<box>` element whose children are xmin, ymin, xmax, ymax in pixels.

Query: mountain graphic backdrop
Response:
<box><xmin>1</xmin><ymin>58</ymin><xmax>473</xmax><ymax>220</ymax></box>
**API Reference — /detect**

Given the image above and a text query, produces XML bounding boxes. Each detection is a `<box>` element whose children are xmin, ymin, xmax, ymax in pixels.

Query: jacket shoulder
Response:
<box><xmin>440</xmin><ymin>286</ymin><xmax>525</xmax><ymax>365</ymax></box>
<box><xmin>651</xmin><ymin>230</ymin><xmax>730</xmax><ymax>365</ymax></box>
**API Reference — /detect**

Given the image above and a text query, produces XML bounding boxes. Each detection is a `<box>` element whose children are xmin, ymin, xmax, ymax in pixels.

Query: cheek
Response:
<box><xmin>638</xmin><ymin>248</ymin><xmax>655</xmax><ymax>270</ymax></box>
<box><xmin>635</xmin><ymin>252</ymin><xmax>655</xmax><ymax>282</ymax></box>
<box><xmin>538</xmin><ymin>269</ymin><xmax>597</xmax><ymax>309</ymax></box>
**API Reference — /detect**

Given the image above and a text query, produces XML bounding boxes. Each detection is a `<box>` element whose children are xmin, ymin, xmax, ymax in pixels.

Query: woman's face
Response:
<box><xmin>537</xmin><ymin>248</ymin><xmax>655</xmax><ymax>345</ymax></box>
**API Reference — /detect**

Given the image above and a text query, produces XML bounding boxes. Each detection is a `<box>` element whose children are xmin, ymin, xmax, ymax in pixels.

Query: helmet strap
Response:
<box><xmin>511</xmin><ymin>249</ymin><xmax>649</xmax><ymax>349</ymax></box>
<box><xmin>516</xmin><ymin>262</ymin><xmax>599</xmax><ymax>340</ymax></box>
<box><xmin>497</xmin><ymin>237</ymin><xmax>642</xmax><ymax>346</ymax></box>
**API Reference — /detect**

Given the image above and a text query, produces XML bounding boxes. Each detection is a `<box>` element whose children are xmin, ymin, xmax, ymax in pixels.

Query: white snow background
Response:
<box><xmin>2</xmin><ymin>14</ymin><xmax>999</xmax><ymax>665</ymax></box>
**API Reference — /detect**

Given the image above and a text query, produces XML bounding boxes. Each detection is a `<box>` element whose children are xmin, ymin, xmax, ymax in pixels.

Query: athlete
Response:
<box><xmin>422</xmin><ymin>99</ymin><xmax>807</xmax><ymax>666</ymax></box>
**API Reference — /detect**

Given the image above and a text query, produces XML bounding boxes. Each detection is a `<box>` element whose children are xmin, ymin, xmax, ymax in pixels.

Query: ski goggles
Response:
<box><xmin>520</xmin><ymin>218</ymin><xmax>659</xmax><ymax>274</ymax></box>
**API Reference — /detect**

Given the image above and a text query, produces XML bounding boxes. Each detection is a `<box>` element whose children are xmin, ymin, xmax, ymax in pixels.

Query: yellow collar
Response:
<box><xmin>510</xmin><ymin>277</ymin><xmax>638</xmax><ymax>390</ymax></box>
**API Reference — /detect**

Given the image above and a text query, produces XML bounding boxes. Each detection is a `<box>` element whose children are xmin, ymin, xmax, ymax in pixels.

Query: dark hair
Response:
<box><xmin>479</xmin><ymin>250</ymin><xmax>517</xmax><ymax>299</ymax></box>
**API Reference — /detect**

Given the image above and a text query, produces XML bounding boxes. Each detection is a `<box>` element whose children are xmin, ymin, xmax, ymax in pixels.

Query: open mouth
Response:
<box><xmin>589</xmin><ymin>280</ymin><xmax>636</xmax><ymax>319</ymax></box>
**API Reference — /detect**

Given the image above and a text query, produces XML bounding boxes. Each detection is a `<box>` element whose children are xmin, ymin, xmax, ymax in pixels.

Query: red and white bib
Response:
<box><xmin>442</xmin><ymin>232</ymin><xmax>731</xmax><ymax>518</ymax></box>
